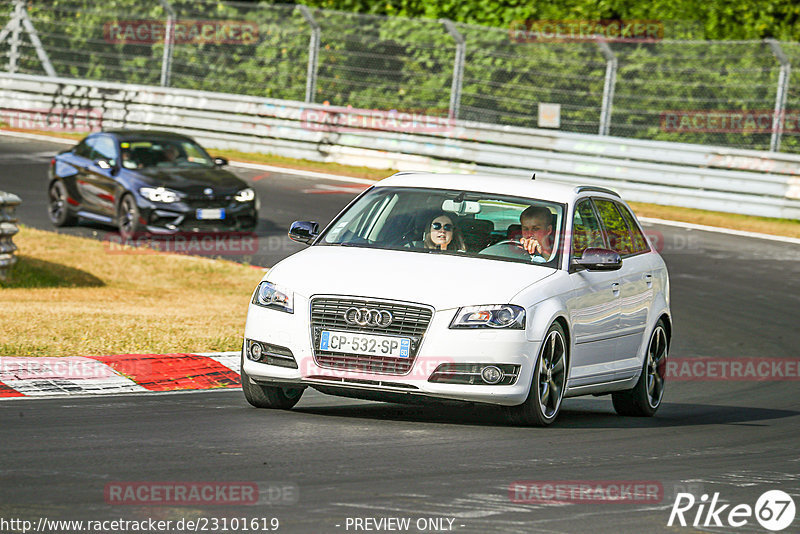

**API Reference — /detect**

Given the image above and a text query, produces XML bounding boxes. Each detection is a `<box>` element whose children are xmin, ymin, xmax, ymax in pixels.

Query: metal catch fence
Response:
<box><xmin>1</xmin><ymin>0</ymin><xmax>799</xmax><ymax>153</ymax></box>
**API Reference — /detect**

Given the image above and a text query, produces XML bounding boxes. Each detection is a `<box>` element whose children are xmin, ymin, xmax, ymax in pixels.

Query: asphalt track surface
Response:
<box><xmin>1</xmin><ymin>136</ymin><xmax>799</xmax><ymax>533</ymax></box>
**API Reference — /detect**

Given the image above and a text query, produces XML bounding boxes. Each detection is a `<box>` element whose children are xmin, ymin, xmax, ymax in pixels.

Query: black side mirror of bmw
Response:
<box><xmin>288</xmin><ymin>220</ymin><xmax>319</xmax><ymax>244</ymax></box>
<box><xmin>572</xmin><ymin>247</ymin><xmax>622</xmax><ymax>271</ymax></box>
<box><xmin>213</xmin><ymin>157</ymin><xmax>229</xmax><ymax>166</ymax></box>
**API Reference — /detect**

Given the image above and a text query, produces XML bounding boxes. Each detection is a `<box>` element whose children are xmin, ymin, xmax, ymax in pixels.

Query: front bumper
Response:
<box><xmin>138</xmin><ymin>196</ymin><xmax>257</xmax><ymax>233</ymax></box>
<box><xmin>242</xmin><ymin>295</ymin><xmax>540</xmax><ymax>407</ymax></box>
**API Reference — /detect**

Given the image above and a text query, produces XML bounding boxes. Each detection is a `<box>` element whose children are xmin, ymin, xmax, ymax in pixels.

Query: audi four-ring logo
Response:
<box><xmin>344</xmin><ymin>307</ymin><xmax>393</xmax><ymax>327</ymax></box>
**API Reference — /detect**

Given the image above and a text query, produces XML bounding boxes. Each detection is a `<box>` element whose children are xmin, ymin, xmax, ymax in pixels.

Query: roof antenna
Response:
<box><xmin>531</xmin><ymin>173</ymin><xmax>536</xmax><ymax>180</ymax></box>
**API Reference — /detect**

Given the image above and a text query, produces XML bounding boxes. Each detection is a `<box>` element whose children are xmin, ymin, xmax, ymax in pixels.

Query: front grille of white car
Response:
<box><xmin>310</xmin><ymin>297</ymin><xmax>433</xmax><ymax>375</ymax></box>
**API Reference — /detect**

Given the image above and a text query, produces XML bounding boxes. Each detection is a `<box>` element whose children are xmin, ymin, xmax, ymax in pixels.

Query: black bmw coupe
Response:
<box><xmin>47</xmin><ymin>130</ymin><xmax>258</xmax><ymax>238</ymax></box>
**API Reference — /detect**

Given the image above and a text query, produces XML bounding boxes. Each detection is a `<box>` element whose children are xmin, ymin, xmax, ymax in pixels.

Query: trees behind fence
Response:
<box><xmin>0</xmin><ymin>0</ymin><xmax>798</xmax><ymax>153</ymax></box>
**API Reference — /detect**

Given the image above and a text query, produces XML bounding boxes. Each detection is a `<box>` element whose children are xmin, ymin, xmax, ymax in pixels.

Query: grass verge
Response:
<box><xmin>3</xmin><ymin>127</ymin><xmax>798</xmax><ymax>238</ymax></box>
<box><xmin>0</xmin><ymin>226</ymin><xmax>264</xmax><ymax>357</ymax></box>
<box><xmin>628</xmin><ymin>202</ymin><xmax>800</xmax><ymax>239</ymax></box>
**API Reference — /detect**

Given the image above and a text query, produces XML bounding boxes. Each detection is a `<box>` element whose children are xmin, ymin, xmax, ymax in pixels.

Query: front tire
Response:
<box><xmin>48</xmin><ymin>180</ymin><xmax>76</xmax><ymax>227</ymax></box>
<box><xmin>505</xmin><ymin>322</ymin><xmax>568</xmax><ymax>426</ymax></box>
<box><xmin>241</xmin><ymin>357</ymin><xmax>304</xmax><ymax>410</ymax></box>
<box><xmin>117</xmin><ymin>194</ymin><xmax>142</xmax><ymax>240</ymax></box>
<box><xmin>612</xmin><ymin>320</ymin><xmax>668</xmax><ymax>417</ymax></box>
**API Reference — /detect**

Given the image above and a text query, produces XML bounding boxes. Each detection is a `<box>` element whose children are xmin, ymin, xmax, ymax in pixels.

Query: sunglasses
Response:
<box><xmin>431</xmin><ymin>222</ymin><xmax>453</xmax><ymax>231</ymax></box>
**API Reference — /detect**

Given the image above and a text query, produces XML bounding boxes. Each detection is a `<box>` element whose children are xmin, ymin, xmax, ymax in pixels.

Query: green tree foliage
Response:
<box><xmin>298</xmin><ymin>0</ymin><xmax>800</xmax><ymax>42</ymax></box>
<box><xmin>3</xmin><ymin>0</ymin><xmax>799</xmax><ymax>152</ymax></box>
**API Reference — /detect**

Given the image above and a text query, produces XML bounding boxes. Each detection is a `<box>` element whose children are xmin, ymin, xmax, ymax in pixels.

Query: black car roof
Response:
<box><xmin>98</xmin><ymin>129</ymin><xmax>195</xmax><ymax>141</ymax></box>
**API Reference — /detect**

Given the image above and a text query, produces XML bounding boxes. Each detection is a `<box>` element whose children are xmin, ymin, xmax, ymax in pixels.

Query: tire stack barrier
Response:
<box><xmin>0</xmin><ymin>191</ymin><xmax>21</xmax><ymax>281</ymax></box>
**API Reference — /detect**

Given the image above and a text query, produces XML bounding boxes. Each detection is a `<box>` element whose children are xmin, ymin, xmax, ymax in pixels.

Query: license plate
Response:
<box><xmin>196</xmin><ymin>208</ymin><xmax>225</xmax><ymax>220</ymax></box>
<box><xmin>319</xmin><ymin>331</ymin><xmax>410</xmax><ymax>358</ymax></box>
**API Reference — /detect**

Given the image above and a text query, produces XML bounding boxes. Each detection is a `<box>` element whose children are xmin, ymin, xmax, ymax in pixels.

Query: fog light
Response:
<box><xmin>249</xmin><ymin>341</ymin><xmax>262</xmax><ymax>361</ymax></box>
<box><xmin>481</xmin><ymin>365</ymin><xmax>504</xmax><ymax>384</ymax></box>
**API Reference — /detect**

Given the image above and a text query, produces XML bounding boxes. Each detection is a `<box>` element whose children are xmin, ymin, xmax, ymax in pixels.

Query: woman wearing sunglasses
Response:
<box><xmin>423</xmin><ymin>214</ymin><xmax>465</xmax><ymax>251</ymax></box>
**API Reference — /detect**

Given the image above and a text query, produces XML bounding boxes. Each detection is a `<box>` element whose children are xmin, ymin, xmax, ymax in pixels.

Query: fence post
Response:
<box><xmin>0</xmin><ymin>192</ymin><xmax>21</xmax><ymax>281</ymax></box>
<box><xmin>159</xmin><ymin>0</ymin><xmax>175</xmax><ymax>87</ymax></box>
<box><xmin>18</xmin><ymin>1</ymin><xmax>56</xmax><ymax>77</ymax></box>
<box><xmin>297</xmin><ymin>5</ymin><xmax>320</xmax><ymax>104</ymax></box>
<box><xmin>596</xmin><ymin>38</ymin><xmax>617</xmax><ymax>136</ymax></box>
<box><xmin>440</xmin><ymin>19</ymin><xmax>465</xmax><ymax>121</ymax></box>
<box><xmin>767</xmin><ymin>39</ymin><xmax>790</xmax><ymax>152</ymax></box>
<box><xmin>7</xmin><ymin>0</ymin><xmax>23</xmax><ymax>73</ymax></box>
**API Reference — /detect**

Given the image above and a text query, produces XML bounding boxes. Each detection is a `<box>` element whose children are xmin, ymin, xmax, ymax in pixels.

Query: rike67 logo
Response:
<box><xmin>668</xmin><ymin>490</ymin><xmax>796</xmax><ymax>531</ymax></box>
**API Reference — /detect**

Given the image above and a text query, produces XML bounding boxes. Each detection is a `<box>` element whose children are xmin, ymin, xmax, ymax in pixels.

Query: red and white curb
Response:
<box><xmin>0</xmin><ymin>352</ymin><xmax>241</xmax><ymax>398</ymax></box>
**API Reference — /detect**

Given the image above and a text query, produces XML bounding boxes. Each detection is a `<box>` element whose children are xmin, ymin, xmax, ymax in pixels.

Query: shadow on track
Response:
<box><xmin>290</xmin><ymin>398</ymin><xmax>798</xmax><ymax>429</ymax></box>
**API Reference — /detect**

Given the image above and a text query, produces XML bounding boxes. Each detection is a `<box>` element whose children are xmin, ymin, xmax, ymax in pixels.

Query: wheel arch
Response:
<box><xmin>658</xmin><ymin>312</ymin><xmax>672</xmax><ymax>347</ymax></box>
<box><xmin>552</xmin><ymin>315</ymin><xmax>571</xmax><ymax>369</ymax></box>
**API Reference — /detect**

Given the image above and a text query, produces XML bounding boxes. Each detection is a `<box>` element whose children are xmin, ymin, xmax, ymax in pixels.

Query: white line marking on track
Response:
<box><xmin>0</xmin><ymin>129</ymin><xmax>76</xmax><ymax>144</ymax></box>
<box><xmin>229</xmin><ymin>161</ymin><xmax>378</xmax><ymax>185</ymax></box>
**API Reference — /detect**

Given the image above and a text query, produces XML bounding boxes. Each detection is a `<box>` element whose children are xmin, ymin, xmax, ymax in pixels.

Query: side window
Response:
<box><xmin>616</xmin><ymin>203</ymin><xmax>650</xmax><ymax>254</ymax></box>
<box><xmin>572</xmin><ymin>200</ymin><xmax>605</xmax><ymax>259</ymax></box>
<box><xmin>74</xmin><ymin>138</ymin><xmax>95</xmax><ymax>159</ymax></box>
<box><xmin>594</xmin><ymin>198</ymin><xmax>634</xmax><ymax>256</ymax></box>
<box><xmin>90</xmin><ymin>135</ymin><xmax>118</xmax><ymax>166</ymax></box>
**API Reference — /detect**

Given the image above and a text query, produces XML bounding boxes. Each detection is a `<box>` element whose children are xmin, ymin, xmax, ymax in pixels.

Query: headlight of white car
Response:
<box><xmin>450</xmin><ymin>304</ymin><xmax>525</xmax><ymax>329</ymax></box>
<box><xmin>139</xmin><ymin>186</ymin><xmax>181</xmax><ymax>203</ymax></box>
<box><xmin>252</xmin><ymin>281</ymin><xmax>294</xmax><ymax>313</ymax></box>
<box><xmin>235</xmin><ymin>188</ymin><xmax>255</xmax><ymax>202</ymax></box>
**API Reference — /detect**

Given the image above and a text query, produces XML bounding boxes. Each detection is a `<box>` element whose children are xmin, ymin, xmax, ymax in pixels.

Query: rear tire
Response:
<box><xmin>48</xmin><ymin>180</ymin><xmax>76</xmax><ymax>227</ymax></box>
<box><xmin>241</xmin><ymin>356</ymin><xmax>304</xmax><ymax>410</ymax></box>
<box><xmin>612</xmin><ymin>320</ymin><xmax>668</xmax><ymax>417</ymax></box>
<box><xmin>504</xmin><ymin>322</ymin><xmax>568</xmax><ymax>426</ymax></box>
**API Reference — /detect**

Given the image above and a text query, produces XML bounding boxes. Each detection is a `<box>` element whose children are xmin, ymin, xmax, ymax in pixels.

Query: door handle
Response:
<box><xmin>611</xmin><ymin>282</ymin><xmax>620</xmax><ymax>295</ymax></box>
<box><xmin>644</xmin><ymin>273</ymin><xmax>653</xmax><ymax>288</ymax></box>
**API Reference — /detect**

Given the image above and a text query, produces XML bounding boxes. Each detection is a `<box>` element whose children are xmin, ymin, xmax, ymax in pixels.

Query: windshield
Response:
<box><xmin>320</xmin><ymin>187</ymin><xmax>565</xmax><ymax>267</ymax></box>
<box><xmin>119</xmin><ymin>139</ymin><xmax>215</xmax><ymax>170</ymax></box>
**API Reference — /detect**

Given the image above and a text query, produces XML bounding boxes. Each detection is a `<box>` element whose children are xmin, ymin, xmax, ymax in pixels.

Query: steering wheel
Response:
<box><xmin>479</xmin><ymin>239</ymin><xmax>533</xmax><ymax>259</ymax></box>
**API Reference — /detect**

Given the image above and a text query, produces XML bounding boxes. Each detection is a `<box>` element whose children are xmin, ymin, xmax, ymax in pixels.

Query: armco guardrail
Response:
<box><xmin>1</xmin><ymin>72</ymin><xmax>800</xmax><ymax>219</ymax></box>
<box><xmin>0</xmin><ymin>191</ymin><xmax>21</xmax><ymax>281</ymax></box>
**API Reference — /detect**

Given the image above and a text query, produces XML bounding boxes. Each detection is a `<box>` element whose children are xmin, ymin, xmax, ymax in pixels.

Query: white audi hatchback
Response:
<box><xmin>241</xmin><ymin>173</ymin><xmax>671</xmax><ymax>425</ymax></box>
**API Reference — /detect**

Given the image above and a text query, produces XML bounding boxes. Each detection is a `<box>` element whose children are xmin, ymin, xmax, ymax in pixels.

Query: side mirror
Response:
<box><xmin>288</xmin><ymin>220</ymin><xmax>319</xmax><ymax>244</ymax></box>
<box><xmin>572</xmin><ymin>247</ymin><xmax>622</xmax><ymax>271</ymax></box>
<box><xmin>213</xmin><ymin>157</ymin><xmax>228</xmax><ymax>167</ymax></box>
<box><xmin>95</xmin><ymin>159</ymin><xmax>113</xmax><ymax>170</ymax></box>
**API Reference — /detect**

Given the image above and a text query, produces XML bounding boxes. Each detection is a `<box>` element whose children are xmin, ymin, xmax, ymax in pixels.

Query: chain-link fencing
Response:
<box><xmin>1</xmin><ymin>0</ymin><xmax>799</xmax><ymax>153</ymax></box>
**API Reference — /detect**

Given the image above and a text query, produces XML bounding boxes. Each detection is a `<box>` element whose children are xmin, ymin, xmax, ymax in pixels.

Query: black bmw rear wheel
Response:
<box><xmin>48</xmin><ymin>180</ymin><xmax>76</xmax><ymax>227</ymax></box>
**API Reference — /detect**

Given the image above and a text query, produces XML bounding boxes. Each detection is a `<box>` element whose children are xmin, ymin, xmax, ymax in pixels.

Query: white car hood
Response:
<box><xmin>266</xmin><ymin>245</ymin><xmax>556</xmax><ymax>310</ymax></box>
